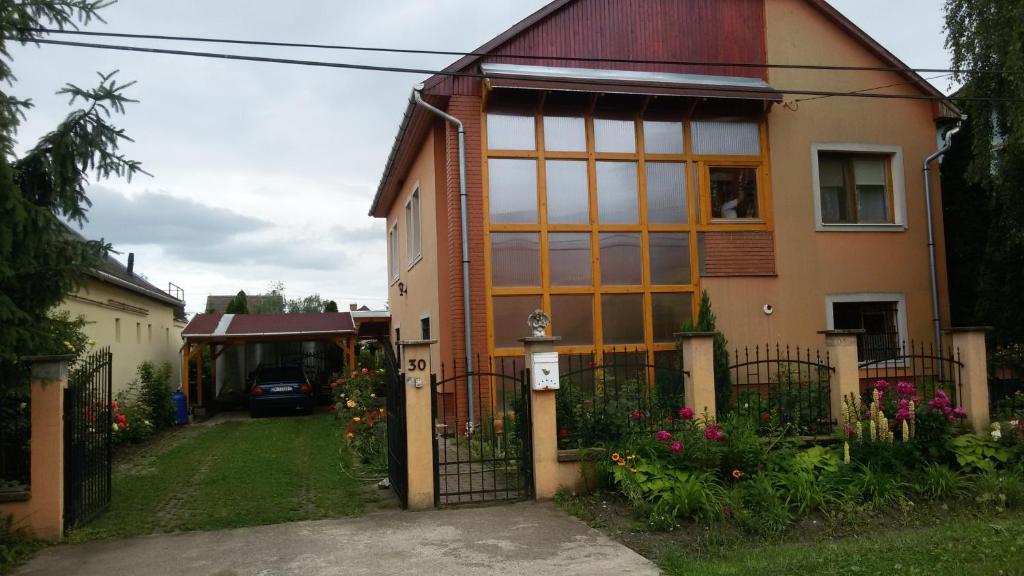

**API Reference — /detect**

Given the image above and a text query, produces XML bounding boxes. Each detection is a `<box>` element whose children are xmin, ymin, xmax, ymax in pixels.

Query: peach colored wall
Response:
<box><xmin>0</xmin><ymin>369</ymin><xmax>66</xmax><ymax>540</ymax></box>
<box><xmin>59</xmin><ymin>278</ymin><xmax>184</xmax><ymax>395</ymax></box>
<box><xmin>386</xmin><ymin>129</ymin><xmax>442</xmax><ymax>369</ymax></box>
<box><xmin>703</xmin><ymin>0</ymin><xmax>951</xmax><ymax>351</ymax></box>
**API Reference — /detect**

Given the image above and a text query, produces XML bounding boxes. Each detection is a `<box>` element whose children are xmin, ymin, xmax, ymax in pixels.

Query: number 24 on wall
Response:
<box><xmin>407</xmin><ymin>358</ymin><xmax>427</xmax><ymax>371</ymax></box>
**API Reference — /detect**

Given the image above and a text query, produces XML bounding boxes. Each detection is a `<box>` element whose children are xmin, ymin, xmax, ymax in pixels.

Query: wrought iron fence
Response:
<box><xmin>860</xmin><ymin>340</ymin><xmax>962</xmax><ymax>408</ymax></box>
<box><xmin>555</xmin><ymin>348</ymin><xmax>687</xmax><ymax>449</ymax></box>
<box><xmin>64</xmin><ymin>347</ymin><xmax>113</xmax><ymax>531</ymax></box>
<box><xmin>724</xmin><ymin>344</ymin><xmax>834</xmax><ymax>436</ymax></box>
<box><xmin>989</xmin><ymin>340</ymin><xmax>1024</xmax><ymax>420</ymax></box>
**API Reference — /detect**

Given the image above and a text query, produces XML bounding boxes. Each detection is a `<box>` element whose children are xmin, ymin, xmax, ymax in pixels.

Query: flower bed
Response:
<box><xmin>593</xmin><ymin>380</ymin><xmax>1024</xmax><ymax>535</ymax></box>
<box><xmin>329</xmin><ymin>367</ymin><xmax>387</xmax><ymax>473</ymax></box>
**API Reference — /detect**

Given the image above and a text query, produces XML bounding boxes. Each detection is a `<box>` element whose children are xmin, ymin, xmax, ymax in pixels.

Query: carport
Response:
<box><xmin>180</xmin><ymin>312</ymin><xmax>373</xmax><ymax>408</ymax></box>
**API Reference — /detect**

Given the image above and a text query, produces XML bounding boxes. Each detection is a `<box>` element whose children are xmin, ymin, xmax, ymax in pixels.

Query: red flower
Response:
<box><xmin>761</xmin><ymin>412</ymin><xmax>771</xmax><ymax>423</ymax></box>
<box><xmin>111</xmin><ymin>401</ymin><xmax>119</xmax><ymax>410</ymax></box>
<box><xmin>678</xmin><ymin>407</ymin><xmax>694</xmax><ymax>421</ymax></box>
<box><xmin>559</xmin><ymin>428</ymin><xmax>570</xmax><ymax>438</ymax></box>
<box><xmin>330</xmin><ymin>382</ymin><xmax>338</xmax><ymax>389</ymax></box>
<box><xmin>361</xmin><ymin>368</ymin><xmax>369</xmax><ymax>375</ymax></box>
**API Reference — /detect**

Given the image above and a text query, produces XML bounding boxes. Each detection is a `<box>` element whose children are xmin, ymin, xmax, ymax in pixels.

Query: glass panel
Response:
<box><xmin>493</xmin><ymin>296</ymin><xmax>541</xmax><ymax>348</ymax></box>
<box><xmin>649</xmin><ymin>233</ymin><xmax>691</xmax><ymax>285</ymax></box>
<box><xmin>546</xmin><ymin>160</ymin><xmax>589</xmax><ymax>224</ymax></box>
<box><xmin>549</xmin><ymin>233</ymin><xmax>592</xmax><ymax>286</ymax></box>
<box><xmin>599</xmin><ymin>233</ymin><xmax>641</xmax><ymax>285</ymax></box>
<box><xmin>490</xmin><ymin>233</ymin><xmax>540</xmax><ymax>287</ymax></box>
<box><xmin>646</xmin><ymin>162</ymin><xmax>687</xmax><ymax>224</ymax></box>
<box><xmin>543</xmin><ymin>115</ymin><xmax>586</xmax><ymax>152</ymax></box>
<box><xmin>550</xmin><ymin>294</ymin><xmax>593</xmax><ymax>346</ymax></box>
<box><xmin>487</xmin><ymin>109</ymin><xmax>535</xmax><ymax>150</ymax></box>
<box><xmin>709</xmin><ymin>167</ymin><xmax>759</xmax><ymax>219</ymax></box>
<box><xmin>818</xmin><ymin>156</ymin><xmax>850</xmax><ymax>223</ymax></box>
<box><xmin>854</xmin><ymin>158</ymin><xmax>890</xmax><ymax>223</ymax></box>
<box><xmin>594</xmin><ymin>117</ymin><xmax>636</xmax><ymax>153</ymax></box>
<box><xmin>643</xmin><ymin>120</ymin><xmax>684</xmax><ymax>154</ymax></box>
<box><xmin>596</xmin><ymin>161</ymin><xmax>638</xmax><ymax>224</ymax></box>
<box><xmin>601</xmin><ymin>294</ymin><xmax>644</xmax><ymax>344</ymax></box>
<box><xmin>651</xmin><ymin>292</ymin><xmax>693</xmax><ymax>343</ymax></box>
<box><xmin>691</xmin><ymin>120</ymin><xmax>760</xmax><ymax>155</ymax></box>
<box><xmin>488</xmin><ymin>158</ymin><xmax>538</xmax><ymax>224</ymax></box>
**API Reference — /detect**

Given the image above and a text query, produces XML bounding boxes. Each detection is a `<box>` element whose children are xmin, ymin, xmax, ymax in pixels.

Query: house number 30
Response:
<box><xmin>407</xmin><ymin>358</ymin><xmax>427</xmax><ymax>371</ymax></box>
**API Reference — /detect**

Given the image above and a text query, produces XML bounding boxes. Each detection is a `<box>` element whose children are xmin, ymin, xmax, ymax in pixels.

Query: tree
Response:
<box><xmin>0</xmin><ymin>1</ymin><xmax>143</xmax><ymax>392</ymax></box>
<box><xmin>286</xmin><ymin>294</ymin><xmax>326</xmax><ymax>314</ymax></box>
<box><xmin>323</xmin><ymin>300</ymin><xmax>339</xmax><ymax>313</ymax></box>
<box><xmin>945</xmin><ymin>0</ymin><xmax>1024</xmax><ymax>342</ymax></box>
<box><xmin>225</xmin><ymin>290</ymin><xmax>249</xmax><ymax>314</ymax></box>
<box><xmin>250</xmin><ymin>281</ymin><xmax>286</xmax><ymax>314</ymax></box>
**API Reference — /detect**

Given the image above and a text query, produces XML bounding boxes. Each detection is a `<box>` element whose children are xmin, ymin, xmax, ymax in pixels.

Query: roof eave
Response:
<box><xmin>88</xmin><ymin>269</ymin><xmax>185</xmax><ymax>308</ymax></box>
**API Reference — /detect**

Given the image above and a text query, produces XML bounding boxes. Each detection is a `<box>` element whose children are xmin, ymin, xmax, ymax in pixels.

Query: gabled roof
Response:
<box><xmin>205</xmin><ymin>294</ymin><xmax>279</xmax><ymax>314</ymax></box>
<box><xmin>370</xmin><ymin>0</ymin><xmax>959</xmax><ymax>218</ymax></box>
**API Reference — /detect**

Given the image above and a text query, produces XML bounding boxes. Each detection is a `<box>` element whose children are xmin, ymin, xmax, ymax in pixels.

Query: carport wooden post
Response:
<box><xmin>400</xmin><ymin>340</ymin><xmax>435</xmax><ymax>511</ymax></box>
<box><xmin>181</xmin><ymin>342</ymin><xmax>190</xmax><ymax>406</ymax></box>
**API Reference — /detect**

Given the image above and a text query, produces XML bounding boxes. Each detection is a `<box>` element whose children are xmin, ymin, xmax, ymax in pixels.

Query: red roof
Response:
<box><xmin>182</xmin><ymin>312</ymin><xmax>356</xmax><ymax>340</ymax></box>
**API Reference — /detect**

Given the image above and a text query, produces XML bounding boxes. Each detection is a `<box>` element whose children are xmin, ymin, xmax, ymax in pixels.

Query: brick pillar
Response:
<box><xmin>947</xmin><ymin>327</ymin><xmax>992</xmax><ymax>434</ymax></box>
<box><xmin>676</xmin><ymin>332</ymin><xmax>717</xmax><ymax>419</ymax></box>
<box><xmin>820</xmin><ymin>330</ymin><xmax>864</xmax><ymax>432</ymax></box>
<box><xmin>400</xmin><ymin>340</ymin><xmax>436</xmax><ymax>511</ymax></box>
<box><xmin>521</xmin><ymin>336</ymin><xmax>560</xmax><ymax>499</ymax></box>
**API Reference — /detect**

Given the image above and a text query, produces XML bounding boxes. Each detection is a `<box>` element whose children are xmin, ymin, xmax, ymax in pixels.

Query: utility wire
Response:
<box><xmin>21</xmin><ymin>27</ymin><xmax>973</xmax><ymax>75</ymax></box>
<box><xmin>18</xmin><ymin>37</ymin><xmax>1013</xmax><ymax>103</ymax></box>
<box><xmin>793</xmin><ymin>73</ymin><xmax>955</xmax><ymax>105</ymax></box>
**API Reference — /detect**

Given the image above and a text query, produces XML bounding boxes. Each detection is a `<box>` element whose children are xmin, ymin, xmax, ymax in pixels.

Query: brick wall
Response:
<box><xmin>700</xmin><ymin>231</ymin><xmax>777</xmax><ymax>277</ymax></box>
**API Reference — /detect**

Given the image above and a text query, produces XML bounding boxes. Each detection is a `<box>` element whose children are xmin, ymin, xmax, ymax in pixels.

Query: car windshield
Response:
<box><xmin>257</xmin><ymin>367</ymin><xmax>305</xmax><ymax>383</ymax></box>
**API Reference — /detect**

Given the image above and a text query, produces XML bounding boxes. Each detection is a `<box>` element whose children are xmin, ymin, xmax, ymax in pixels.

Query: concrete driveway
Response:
<box><xmin>16</xmin><ymin>502</ymin><xmax>659</xmax><ymax>576</ymax></box>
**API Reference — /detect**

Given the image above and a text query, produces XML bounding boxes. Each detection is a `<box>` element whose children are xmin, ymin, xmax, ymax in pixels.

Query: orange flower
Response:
<box><xmin>611</xmin><ymin>452</ymin><xmax>622</xmax><ymax>462</ymax></box>
<box><xmin>732</xmin><ymin>469</ymin><xmax>743</xmax><ymax>479</ymax></box>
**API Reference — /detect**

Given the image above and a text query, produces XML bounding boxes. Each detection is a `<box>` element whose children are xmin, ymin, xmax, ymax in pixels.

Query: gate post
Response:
<box><xmin>399</xmin><ymin>340</ymin><xmax>435</xmax><ymax>511</ymax></box>
<box><xmin>0</xmin><ymin>355</ymin><xmax>71</xmax><ymax>539</ymax></box>
<box><xmin>675</xmin><ymin>332</ymin><xmax>717</xmax><ymax>419</ymax></box>
<box><xmin>521</xmin><ymin>334</ymin><xmax>560</xmax><ymax>500</ymax></box>
<box><xmin>820</xmin><ymin>329</ymin><xmax>863</xmax><ymax>433</ymax></box>
<box><xmin>946</xmin><ymin>327</ymin><xmax>992</xmax><ymax>434</ymax></box>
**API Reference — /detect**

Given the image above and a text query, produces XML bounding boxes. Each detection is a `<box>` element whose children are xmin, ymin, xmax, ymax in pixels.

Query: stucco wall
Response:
<box><xmin>702</xmin><ymin>0</ymin><xmax>951</xmax><ymax>351</ymax></box>
<box><xmin>387</xmin><ymin>129</ymin><xmax>442</xmax><ymax>370</ymax></box>
<box><xmin>59</xmin><ymin>278</ymin><xmax>184</xmax><ymax>395</ymax></box>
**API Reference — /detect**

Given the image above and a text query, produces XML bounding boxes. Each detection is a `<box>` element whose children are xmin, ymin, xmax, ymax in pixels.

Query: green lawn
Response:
<box><xmin>661</xmin><ymin>512</ymin><xmax>1024</xmax><ymax>576</ymax></box>
<box><xmin>69</xmin><ymin>413</ymin><xmax>367</xmax><ymax>542</ymax></box>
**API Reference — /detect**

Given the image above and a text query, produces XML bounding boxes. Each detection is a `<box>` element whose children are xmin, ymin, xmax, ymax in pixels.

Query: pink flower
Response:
<box><xmin>896</xmin><ymin>381</ymin><xmax>916</xmax><ymax>397</ymax></box>
<box><xmin>704</xmin><ymin>423</ymin><xmax>724</xmax><ymax>442</ymax></box>
<box><xmin>655</xmin><ymin>430</ymin><xmax>672</xmax><ymax>443</ymax></box>
<box><xmin>952</xmin><ymin>407</ymin><xmax>967</xmax><ymax>419</ymax></box>
<box><xmin>678</xmin><ymin>407</ymin><xmax>695</xmax><ymax>421</ymax></box>
<box><xmin>874</xmin><ymin>379</ymin><xmax>890</xmax><ymax>392</ymax></box>
<box><xmin>630</xmin><ymin>409</ymin><xmax>645</xmax><ymax>421</ymax></box>
<box><xmin>670</xmin><ymin>441</ymin><xmax>682</xmax><ymax>453</ymax></box>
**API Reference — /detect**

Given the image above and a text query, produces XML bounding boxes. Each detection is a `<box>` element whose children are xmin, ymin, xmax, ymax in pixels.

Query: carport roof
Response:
<box><xmin>182</xmin><ymin>312</ymin><xmax>356</xmax><ymax>342</ymax></box>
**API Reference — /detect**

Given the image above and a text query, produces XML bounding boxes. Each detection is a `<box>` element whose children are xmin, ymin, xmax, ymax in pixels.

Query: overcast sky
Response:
<box><xmin>10</xmin><ymin>0</ymin><xmax>954</xmax><ymax>316</ymax></box>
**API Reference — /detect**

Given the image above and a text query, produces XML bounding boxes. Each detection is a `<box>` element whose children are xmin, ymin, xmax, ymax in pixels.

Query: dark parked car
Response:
<box><xmin>249</xmin><ymin>365</ymin><xmax>314</xmax><ymax>418</ymax></box>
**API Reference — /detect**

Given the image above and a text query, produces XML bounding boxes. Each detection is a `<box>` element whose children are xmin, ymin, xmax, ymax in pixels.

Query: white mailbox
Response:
<box><xmin>530</xmin><ymin>351</ymin><xmax>560</xmax><ymax>390</ymax></box>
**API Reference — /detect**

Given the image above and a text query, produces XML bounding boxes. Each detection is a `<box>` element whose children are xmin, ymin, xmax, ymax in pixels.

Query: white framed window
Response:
<box><xmin>811</xmin><ymin>144</ymin><xmax>906</xmax><ymax>231</ymax></box>
<box><xmin>387</xmin><ymin>221</ymin><xmax>399</xmax><ymax>283</ymax></box>
<box><xmin>405</xmin><ymin>187</ymin><xmax>421</xmax><ymax>267</ymax></box>
<box><xmin>825</xmin><ymin>293</ymin><xmax>908</xmax><ymax>365</ymax></box>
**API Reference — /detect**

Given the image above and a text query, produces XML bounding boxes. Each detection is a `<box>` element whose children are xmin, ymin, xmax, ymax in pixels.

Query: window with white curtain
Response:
<box><xmin>388</xmin><ymin>222</ymin><xmax>399</xmax><ymax>282</ymax></box>
<box><xmin>812</xmin><ymin>144</ymin><xmax>905</xmax><ymax>230</ymax></box>
<box><xmin>405</xmin><ymin>188</ymin><xmax>421</xmax><ymax>265</ymax></box>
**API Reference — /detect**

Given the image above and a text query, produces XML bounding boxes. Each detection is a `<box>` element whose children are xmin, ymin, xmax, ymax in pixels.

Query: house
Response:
<box><xmin>205</xmin><ymin>294</ymin><xmax>282</xmax><ymax>314</ymax></box>
<box><xmin>369</xmin><ymin>0</ymin><xmax>959</xmax><ymax>375</ymax></box>
<box><xmin>60</xmin><ymin>242</ymin><xmax>187</xmax><ymax>394</ymax></box>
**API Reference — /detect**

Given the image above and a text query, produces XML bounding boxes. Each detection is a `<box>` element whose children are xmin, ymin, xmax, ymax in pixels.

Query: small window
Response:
<box><xmin>136</xmin><ymin>322</ymin><xmax>141</xmax><ymax>344</ymax></box>
<box><xmin>490</xmin><ymin>233</ymin><xmax>540</xmax><ymax>287</ymax></box>
<box><xmin>115</xmin><ymin>318</ymin><xmax>121</xmax><ymax>343</ymax></box>
<box><xmin>487</xmin><ymin>108</ymin><xmax>535</xmax><ymax>150</ymax></box>
<box><xmin>594</xmin><ymin>116</ymin><xmax>636</xmax><ymax>153</ymax></box>
<box><xmin>828</xmin><ymin>295</ymin><xmax>906</xmax><ymax>363</ymax></box>
<box><xmin>709</xmin><ymin>166</ymin><xmax>759</xmax><ymax>219</ymax></box>
<box><xmin>545</xmin><ymin>160</ymin><xmax>589</xmax><ymax>224</ymax></box>
<box><xmin>818</xmin><ymin>153</ymin><xmax>893</xmax><ymax>224</ymax></box>
<box><xmin>405</xmin><ymin>189</ymin><xmax>421</xmax><ymax>265</ymax></box>
<box><xmin>691</xmin><ymin>120</ymin><xmax>760</xmax><ymax>156</ymax></box>
<box><xmin>543</xmin><ymin>115</ymin><xmax>586</xmax><ymax>152</ymax></box>
<box><xmin>165</xmin><ymin>327</ymin><xmax>169</xmax><ymax>343</ymax></box>
<box><xmin>387</xmin><ymin>223</ymin><xmax>399</xmax><ymax>282</ymax></box>
<box><xmin>147</xmin><ymin>324</ymin><xmax>152</xmax><ymax>343</ymax></box>
<box><xmin>488</xmin><ymin>159</ymin><xmax>538</xmax><ymax>224</ymax></box>
<box><xmin>420</xmin><ymin>317</ymin><xmax>431</xmax><ymax>341</ymax></box>
<box><xmin>596</xmin><ymin>161</ymin><xmax>638</xmax><ymax>224</ymax></box>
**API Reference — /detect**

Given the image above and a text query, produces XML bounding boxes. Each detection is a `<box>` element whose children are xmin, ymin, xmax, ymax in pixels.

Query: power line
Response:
<box><xmin>18</xmin><ymin>37</ymin><xmax>1013</xmax><ymax>103</ymax></box>
<box><xmin>21</xmin><ymin>27</ymin><xmax>971</xmax><ymax>75</ymax></box>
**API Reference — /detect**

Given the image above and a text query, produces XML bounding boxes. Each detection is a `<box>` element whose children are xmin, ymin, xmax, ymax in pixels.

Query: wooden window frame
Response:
<box><xmin>387</xmin><ymin>221</ymin><xmax>399</xmax><ymax>284</ymax></box>
<box><xmin>811</xmin><ymin>143</ymin><xmax>906</xmax><ymax>232</ymax></box>
<box><xmin>405</xmin><ymin>186</ymin><xmax>422</xmax><ymax>269</ymax></box>
<box><xmin>483</xmin><ymin>96</ymin><xmax>771</xmax><ymax>366</ymax></box>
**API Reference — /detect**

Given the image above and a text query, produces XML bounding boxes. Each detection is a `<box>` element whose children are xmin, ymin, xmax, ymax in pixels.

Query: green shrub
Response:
<box><xmin>849</xmin><ymin>464</ymin><xmax>907</xmax><ymax>506</ymax></box>
<box><xmin>974</xmin><ymin>469</ymin><xmax>1024</xmax><ymax>512</ymax></box>
<box><xmin>916</xmin><ymin>463</ymin><xmax>970</xmax><ymax>499</ymax></box>
<box><xmin>950</xmin><ymin>433</ymin><xmax>1009</xmax><ymax>472</ymax></box>
<box><xmin>111</xmin><ymin>362</ymin><xmax>175</xmax><ymax>446</ymax></box>
<box><xmin>0</xmin><ymin>515</ymin><xmax>43</xmax><ymax>573</ymax></box>
<box><xmin>729</xmin><ymin>474</ymin><xmax>792</xmax><ymax>540</ymax></box>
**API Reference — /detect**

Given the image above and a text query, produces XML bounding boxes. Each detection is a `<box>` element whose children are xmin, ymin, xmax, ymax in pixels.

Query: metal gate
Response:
<box><xmin>380</xmin><ymin>338</ymin><xmax>407</xmax><ymax>508</ymax></box>
<box><xmin>432</xmin><ymin>356</ymin><xmax>532</xmax><ymax>507</ymax></box>
<box><xmin>64</xmin><ymin>347</ymin><xmax>113</xmax><ymax>531</ymax></box>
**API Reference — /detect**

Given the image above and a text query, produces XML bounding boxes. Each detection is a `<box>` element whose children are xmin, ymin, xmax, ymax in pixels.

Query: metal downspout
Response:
<box><xmin>923</xmin><ymin>123</ymin><xmax>962</xmax><ymax>353</ymax></box>
<box><xmin>413</xmin><ymin>89</ymin><xmax>475</xmax><ymax>427</ymax></box>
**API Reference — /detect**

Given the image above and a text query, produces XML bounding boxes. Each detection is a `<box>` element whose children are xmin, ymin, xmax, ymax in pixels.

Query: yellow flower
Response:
<box><xmin>353</xmin><ymin>416</ymin><xmax>361</xmax><ymax>422</ymax></box>
<box><xmin>629</xmin><ymin>467</ymin><xmax>638</xmax><ymax>473</ymax></box>
<box><xmin>843</xmin><ymin>441</ymin><xmax>851</xmax><ymax>465</ymax></box>
<box><xmin>63</xmin><ymin>341</ymin><xmax>74</xmax><ymax>351</ymax></box>
<box><xmin>87</xmin><ymin>339</ymin><xmax>96</xmax><ymax>346</ymax></box>
<box><xmin>346</xmin><ymin>432</ymin><xmax>354</xmax><ymax>439</ymax></box>
<box><xmin>732</xmin><ymin>469</ymin><xmax>743</xmax><ymax>479</ymax></box>
<box><xmin>611</xmin><ymin>452</ymin><xmax>621</xmax><ymax>462</ymax></box>
<box><xmin>378</xmin><ymin>407</ymin><xmax>385</xmax><ymax>413</ymax></box>
<box><xmin>617</xmin><ymin>460</ymin><xmax>626</xmax><ymax>466</ymax></box>
<box><xmin>346</xmin><ymin>399</ymin><xmax>357</xmax><ymax>408</ymax></box>
<box><xmin>626</xmin><ymin>454</ymin><xmax>636</xmax><ymax>461</ymax></box>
